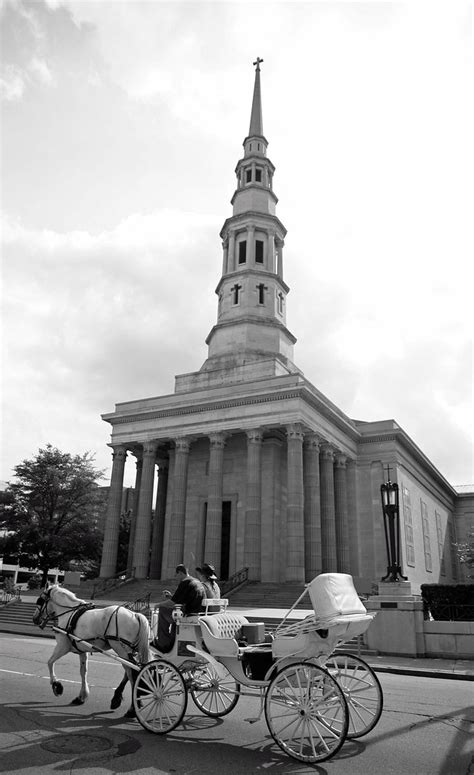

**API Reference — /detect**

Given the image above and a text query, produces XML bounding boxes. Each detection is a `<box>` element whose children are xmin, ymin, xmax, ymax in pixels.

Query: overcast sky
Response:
<box><xmin>1</xmin><ymin>0</ymin><xmax>472</xmax><ymax>490</ymax></box>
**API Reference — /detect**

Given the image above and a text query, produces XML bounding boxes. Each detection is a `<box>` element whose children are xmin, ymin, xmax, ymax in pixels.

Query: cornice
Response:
<box><xmin>357</xmin><ymin>428</ymin><xmax>458</xmax><ymax>497</ymax></box>
<box><xmin>220</xmin><ymin>212</ymin><xmax>287</xmax><ymax>239</ymax></box>
<box><xmin>104</xmin><ymin>389</ymin><xmax>303</xmax><ymax>426</ymax></box>
<box><xmin>205</xmin><ymin>316</ymin><xmax>297</xmax><ymax>346</ymax></box>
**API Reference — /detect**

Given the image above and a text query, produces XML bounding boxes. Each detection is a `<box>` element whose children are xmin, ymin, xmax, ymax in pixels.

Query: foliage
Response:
<box><xmin>0</xmin><ymin>445</ymin><xmax>105</xmax><ymax>584</ymax></box>
<box><xmin>455</xmin><ymin>526</ymin><xmax>474</xmax><ymax>578</ymax></box>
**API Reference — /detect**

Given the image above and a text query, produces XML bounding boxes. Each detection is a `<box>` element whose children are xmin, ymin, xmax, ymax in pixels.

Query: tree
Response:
<box><xmin>0</xmin><ymin>445</ymin><xmax>105</xmax><ymax>584</ymax></box>
<box><xmin>456</xmin><ymin>526</ymin><xmax>474</xmax><ymax>578</ymax></box>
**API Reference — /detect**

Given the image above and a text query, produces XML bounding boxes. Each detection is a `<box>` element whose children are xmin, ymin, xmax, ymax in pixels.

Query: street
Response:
<box><xmin>0</xmin><ymin>633</ymin><xmax>472</xmax><ymax>775</ymax></box>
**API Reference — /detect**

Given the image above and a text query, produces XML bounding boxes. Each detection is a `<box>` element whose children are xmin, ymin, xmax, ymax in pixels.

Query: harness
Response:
<box><xmin>36</xmin><ymin>589</ymin><xmax>143</xmax><ymax>657</ymax></box>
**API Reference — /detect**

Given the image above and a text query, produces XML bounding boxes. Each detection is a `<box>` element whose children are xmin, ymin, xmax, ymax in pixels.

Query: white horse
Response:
<box><xmin>33</xmin><ymin>583</ymin><xmax>151</xmax><ymax>713</ymax></box>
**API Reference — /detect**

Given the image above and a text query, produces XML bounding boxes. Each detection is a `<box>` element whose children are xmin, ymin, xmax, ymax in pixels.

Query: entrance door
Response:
<box><xmin>220</xmin><ymin>501</ymin><xmax>231</xmax><ymax>580</ymax></box>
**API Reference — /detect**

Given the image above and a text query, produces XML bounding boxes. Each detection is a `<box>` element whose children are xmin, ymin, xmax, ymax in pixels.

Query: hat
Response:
<box><xmin>200</xmin><ymin>563</ymin><xmax>217</xmax><ymax>581</ymax></box>
<box><xmin>175</xmin><ymin>564</ymin><xmax>187</xmax><ymax>574</ymax></box>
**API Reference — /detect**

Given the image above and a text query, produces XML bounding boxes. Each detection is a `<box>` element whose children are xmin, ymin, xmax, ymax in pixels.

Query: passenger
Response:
<box><xmin>153</xmin><ymin>564</ymin><xmax>205</xmax><ymax>653</ymax></box>
<box><xmin>196</xmin><ymin>563</ymin><xmax>221</xmax><ymax>611</ymax></box>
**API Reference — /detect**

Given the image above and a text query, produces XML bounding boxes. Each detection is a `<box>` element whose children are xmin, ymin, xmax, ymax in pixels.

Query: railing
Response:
<box><xmin>423</xmin><ymin>603</ymin><xmax>474</xmax><ymax>622</ymax></box>
<box><xmin>1</xmin><ymin>587</ymin><xmax>22</xmax><ymax>605</ymax></box>
<box><xmin>220</xmin><ymin>566</ymin><xmax>249</xmax><ymax>596</ymax></box>
<box><xmin>91</xmin><ymin>567</ymin><xmax>135</xmax><ymax>599</ymax></box>
<box><xmin>126</xmin><ymin>592</ymin><xmax>151</xmax><ymax>618</ymax></box>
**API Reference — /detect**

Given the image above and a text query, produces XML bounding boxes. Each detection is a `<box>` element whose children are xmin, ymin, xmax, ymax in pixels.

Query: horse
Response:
<box><xmin>32</xmin><ymin>583</ymin><xmax>151</xmax><ymax>714</ymax></box>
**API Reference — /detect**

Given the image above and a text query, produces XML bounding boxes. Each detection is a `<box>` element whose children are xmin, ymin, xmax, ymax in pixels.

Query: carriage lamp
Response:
<box><xmin>380</xmin><ymin>474</ymin><xmax>407</xmax><ymax>582</ymax></box>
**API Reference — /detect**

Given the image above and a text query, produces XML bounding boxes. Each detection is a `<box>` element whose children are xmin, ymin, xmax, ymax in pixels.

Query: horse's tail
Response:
<box><xmin>134</xmin><ymin>612</ymin><xmax>152</xmax><ymax>664</ymax></box>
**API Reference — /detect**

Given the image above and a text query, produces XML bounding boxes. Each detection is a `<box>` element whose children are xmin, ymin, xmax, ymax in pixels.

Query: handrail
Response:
<box><xmin>1</xmin><ymin>587</ymin><xmax>22</xmax><ymax>605</ymax></box>
<box><xmin>91</xmin><ymin>567</ymin><xmax>135</xmax><ymax>599</ymax></box>
<box><xmin>125</xmin><ymin>592</ymin><xmax>151</xmax><ymax>614</ymax></box>
<box><xmin>220</xmin><ymin>566</ymin><xmax>249</xmax><ymax>596</ymax></box>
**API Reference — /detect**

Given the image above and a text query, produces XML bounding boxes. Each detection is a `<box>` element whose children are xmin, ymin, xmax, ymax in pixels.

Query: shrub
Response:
<box><xmin>421</xmin><ymin>584</ymin><xmax>474</xmax><ymax>621</ymax></box>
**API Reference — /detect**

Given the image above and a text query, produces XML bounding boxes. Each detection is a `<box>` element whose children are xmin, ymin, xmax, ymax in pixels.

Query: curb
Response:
<box><xmin>370</xmin><ymin>665</ymin><xmax>474</xmax><ymax>681</ymax></box>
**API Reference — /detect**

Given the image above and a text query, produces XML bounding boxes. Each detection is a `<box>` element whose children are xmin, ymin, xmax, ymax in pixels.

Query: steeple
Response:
<box><xmin>248</xmin><ymin>57</ymin><xmax>264</xmax><ymax>137</ymax></box>
<box><xmin>192</xmin><ymin>59</ymin><xmax>299</xmax><ymax>386</ymax></box>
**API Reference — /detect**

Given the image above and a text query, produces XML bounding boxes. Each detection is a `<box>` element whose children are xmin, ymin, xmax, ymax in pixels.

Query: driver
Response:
<box><xmin>153</xmin><ymin>564</ymin><xmax>205</xmax><ymax>653</ymax></box>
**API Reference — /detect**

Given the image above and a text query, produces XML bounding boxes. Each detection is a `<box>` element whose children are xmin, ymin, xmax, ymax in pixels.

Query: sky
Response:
<box><xmin>1</xmin><ymin>0</ymin><xmax>472</xmax><ymax>490</ymax></box>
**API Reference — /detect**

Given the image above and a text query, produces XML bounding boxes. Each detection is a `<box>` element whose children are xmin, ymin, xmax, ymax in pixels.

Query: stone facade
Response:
<box><xmin>99</xmin><ymin>62</ymin><xmax>472</xmax><ymax>592</ymax></box>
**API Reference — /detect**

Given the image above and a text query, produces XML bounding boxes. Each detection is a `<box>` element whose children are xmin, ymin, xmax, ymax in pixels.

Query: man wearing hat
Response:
<box><xmin>153</xmin><ymin>564</ymin><xmax>205</xmax><ymax>653</ymax></box>
<box><xmin>196</xmin><ymin>563</ymin><xmax>221</xmax><ymax>602</ymax></box>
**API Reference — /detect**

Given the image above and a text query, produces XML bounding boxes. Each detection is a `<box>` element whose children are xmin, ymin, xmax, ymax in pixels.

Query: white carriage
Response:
<box><xmin>133</xmin><ymin>572</ymin><xmax>383</xmax><ymax>765</ymax></box>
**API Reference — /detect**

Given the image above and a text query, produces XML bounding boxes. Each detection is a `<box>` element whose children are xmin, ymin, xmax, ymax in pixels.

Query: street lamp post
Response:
<box><xmin>380</xmin><ymin>467</ymin><xmax>407</xmax><ymax>582</ymax></box>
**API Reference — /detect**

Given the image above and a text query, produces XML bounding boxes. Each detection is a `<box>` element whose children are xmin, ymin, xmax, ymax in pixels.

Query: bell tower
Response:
<box><xmin>198</xmin><ymin>58</ymin><xmax>299</xmax><ymax>383</ymax></box>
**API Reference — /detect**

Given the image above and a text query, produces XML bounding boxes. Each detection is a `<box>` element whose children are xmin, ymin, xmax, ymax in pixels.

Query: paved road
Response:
<box><xmin>0</xmin><ymin>634</ymin><xmax>473</xmax><ymax>775</ymax></box>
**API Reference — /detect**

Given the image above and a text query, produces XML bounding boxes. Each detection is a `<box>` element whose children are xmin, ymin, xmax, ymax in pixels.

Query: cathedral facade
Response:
<box><xmin>99</xmin><ymin>63</ymin><xmax>471</xmax><ymax>593</ymax></box>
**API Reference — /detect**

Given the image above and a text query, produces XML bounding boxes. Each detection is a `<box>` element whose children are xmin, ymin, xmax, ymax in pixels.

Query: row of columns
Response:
<box><xmin>99</xmin><ymin>426</ymin><xmax>351</xmax><ymax>583</ymax></box>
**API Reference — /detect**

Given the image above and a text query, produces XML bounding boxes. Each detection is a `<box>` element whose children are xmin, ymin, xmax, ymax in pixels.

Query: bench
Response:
<box><xmin>199</xmin><ymin>613</ymin><xmax>249</xmax><ymax>657</ymax></box>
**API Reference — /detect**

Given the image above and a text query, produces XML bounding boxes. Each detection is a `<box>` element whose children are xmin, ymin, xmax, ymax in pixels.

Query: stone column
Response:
<box><xmin>276</xmin><ymin>240</ymin><xmax>284</xmax><ymax>278</ymax></box>
<box><xmin>204</xmin><ymin>432</ymin><xmax>226</xmax><ymax>574</ymax></box>
<box><xmin>222</xmin><ymin>240</ymin><xmax>228</xmax><ymax>274</ymax></box>
<box><xmin>132</xmin><ymin>441</ymin><xmax>157</xmax><ymax>579</ymax></box>
<box><xmin>167</xmin><ymin>438</ymin><xmax>191</xmax><ymax>568</ymax></box>
<box><xmin>247</xmin><ymin>225</ymin><xmax>255</xmax><ymax>264</ymax></box>
<box><xmin>100</xmin><ymin>445</ymin><xmax>127</xmax><ymax>578</ymax></box>
<box><xmin>267</xmin><ymin>232</ymin><xmax>275</xmax><ymax>273</ymax></box>
<box><xmin>149</xmin><ymin>457</ymin><xmax>169</xmax><ymax>579</ymax></box>
<box><xmin>228</xmin><ymin>231</ymin><xmax>235</xmax><ymax>272</ymax></box>
<box><xmin>127</xmin><ymin>452</ymin><xmax>142</xmax><ymax>573</ymax></box>
<box><xmin>334</xmin><ymin>453</ymin><xmax>350</xmax><ymax>572</ymax></box>
<box><xmin>286</xmin><ymin>424</ymin><xmax>305</xmax><ymax>582</ymax></box>
<box><xmin>304</xmin><ymin>433</ymin><xmax>322</xmax><ymax>582</ymax></box>
<box><xmin>244</xmin><ymin>429</ymin><xmax>263</xmax><ymax>581</ymax></box>
<box><xmin>320</xmin><ymin>443</ymin><xmax>337</xmax><ymax>571</ymax></box>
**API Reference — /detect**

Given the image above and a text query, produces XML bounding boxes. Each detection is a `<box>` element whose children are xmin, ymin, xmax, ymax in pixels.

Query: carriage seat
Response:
<box><xmin>202</xmin><ymin>598</ymin><xmax>229</xmax><ymax>614</ymax></box>
<box><xmin>199</xmin><ymin>613</ymin><xmax>249</xmax><ymax>657</ymax></box>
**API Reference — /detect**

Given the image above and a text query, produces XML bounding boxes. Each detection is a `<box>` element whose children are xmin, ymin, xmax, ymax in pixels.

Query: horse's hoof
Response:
<box><xmin>52</xmin><ymin>681</ymin><xmax>64</xmax><ymax>696</ymax></box>
<box><xmin>70</xmin><ymin>697</ymin><xmax>85</xmax><ymax>706</ymax></box>
<box><xmin>124</xmin><ymin>708</ymin><xmax>136</xmax><ymax>719</ymax></box>
<box><xmin>110</xmin><ymin>696</ymin><xmax>123</xmax><ymax>710</ymax></box>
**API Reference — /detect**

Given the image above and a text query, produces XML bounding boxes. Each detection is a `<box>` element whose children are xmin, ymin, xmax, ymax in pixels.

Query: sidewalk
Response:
<box><xmin>4</xmin><ymin>593</ymin><xmax>473</xmax><ymax>681</ymax></box>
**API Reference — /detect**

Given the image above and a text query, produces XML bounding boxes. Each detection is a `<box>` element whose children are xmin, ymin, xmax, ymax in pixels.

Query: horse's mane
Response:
<box><xmin>49</xmin><ymin>584</ymin><xmax>87</xmax><ymax>606</ymax></box>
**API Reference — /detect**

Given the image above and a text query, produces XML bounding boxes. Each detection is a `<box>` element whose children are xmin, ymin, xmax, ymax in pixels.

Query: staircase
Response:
<box><xmin>228</xmin><ymin>582</ymin><xmax>313</xmax><ymax>610</ymax></box>
<box><xmin>0</xmin><ymin>600</ymin><xmax>50</xmax><ymax>637</ymax></box>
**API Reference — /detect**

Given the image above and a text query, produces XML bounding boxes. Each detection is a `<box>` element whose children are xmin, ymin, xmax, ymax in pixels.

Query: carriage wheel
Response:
<box><xmin>133</xmin><ymin>659</ymin><xmax>187</xmax><ymax>734</ymax></box>
<box><xmin>264</xmin><ymin>662</ymin><xmax>348</xmax><ymax>764</ymax></box>
<box><xmin>324</xmin><ymin>653</ymin><xmax>383</xmax><ymax>738</ymax></box>
<box><xmin>190</xmin><ymin>663</ymin><xmax>240</xmax><ymax>717</ymax></box>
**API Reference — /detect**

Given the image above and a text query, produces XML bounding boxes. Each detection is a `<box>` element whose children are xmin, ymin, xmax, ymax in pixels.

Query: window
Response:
<box><xmin>255</xmin><ymin>168</ymin><xmax>262</xmax><ymax>182</ymax></box>
<box><xmin>257</xmin><ymin>283</ymin><xmax>266</xmax><ymax>304</ymax></box>
<box><xmin>421</xmin><ymin>500</ymin><xmax>432</xmax><ymax>572</ymax></box>
<box><xmin>448</xmin><ymin>519</ymin><xmax>458</xmax><ymax>580</ymax></box>
<box><xmin>435</xmin><ymin>511</ymin><xmax>446</xmax><ymax>575</ymax></box>
<box><xmin>257</xmin><ymin>143</ymin><xmax>260</xmax><ymax>151</ymax></box>
<box><xmin>277</xmin><ymin>291</ymin><xmax>284</xmax><ymax>315</ymax></box>
<box><xmin>246</xmin><ymin>169</ymin><xmax>252</xmax><ymax>183</ymax></box>
<box><xmin>402</xmin><ymin>486</ymin><xmax>415</xmax><ymax>566</ymax></box>
<box><xmin>255</xmin><ymin>240</ymin><xmax>264</xmax><ymax>263</ymax></box>
<box><xmin>238</xmin><ymin>241</ymin><xmax>247</xmax><ymax>264</ymax></box>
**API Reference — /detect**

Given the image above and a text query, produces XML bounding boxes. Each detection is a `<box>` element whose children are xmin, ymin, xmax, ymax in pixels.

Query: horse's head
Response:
<box><xmin>32</xmin><ymin>585</ymin><xmax>56</xmax><ymax>629</ymax></box>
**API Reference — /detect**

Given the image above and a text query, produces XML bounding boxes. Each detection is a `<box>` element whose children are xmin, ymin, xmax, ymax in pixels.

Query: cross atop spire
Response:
<box><xmin>248</xmin><ymin>57</ymin><xmax>264</xmax><ymax>137</ymax></box>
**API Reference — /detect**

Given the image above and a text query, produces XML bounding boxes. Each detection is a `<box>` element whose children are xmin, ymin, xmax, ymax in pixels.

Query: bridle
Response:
<box><xmin>33</xmin><ymin>588</ymin><xmax>55</xmax><ymax>629</ymax></box>
<box><xmin>33</xmin><ymin>587</ymin><xmax>85</xmax><ymax>631</ymax></box>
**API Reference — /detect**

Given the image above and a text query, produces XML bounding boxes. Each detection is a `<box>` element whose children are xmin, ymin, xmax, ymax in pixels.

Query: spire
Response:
<box><xmin>248</xmin><ymin>57</ymin><xmax>264</xmax><ymax>137</ymax></box>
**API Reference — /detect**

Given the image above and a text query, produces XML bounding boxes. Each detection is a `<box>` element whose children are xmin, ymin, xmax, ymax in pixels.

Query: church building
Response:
<box><xmin>99</xmin><ymin>61</ymin><xmax>471</xmax><ymax>593</ymax></box>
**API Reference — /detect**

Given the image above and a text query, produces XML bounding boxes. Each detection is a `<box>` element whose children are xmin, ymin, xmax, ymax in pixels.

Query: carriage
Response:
<box><xmin>34</xmin><ymin>572</ymin><xmax>382</xmax><ymax>765</ymax></box>
<box><xmin>132</xmin><ymin>572</ymin><xmax>383</xmax><ymax>764</ymax></box>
